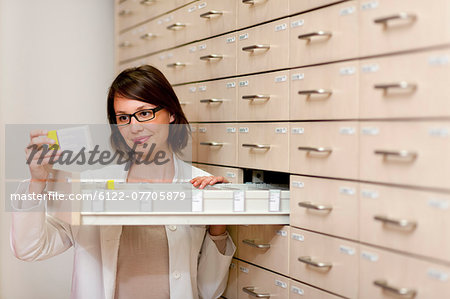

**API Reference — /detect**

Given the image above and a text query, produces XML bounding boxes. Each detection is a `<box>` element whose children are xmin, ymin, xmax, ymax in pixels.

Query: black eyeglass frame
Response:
<box><xmin>115</xmin><ymin>106</ymin><xmax>164</xmax><ymax>126</ymax></box>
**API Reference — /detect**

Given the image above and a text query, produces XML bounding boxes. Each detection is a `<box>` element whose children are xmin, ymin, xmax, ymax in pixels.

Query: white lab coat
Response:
<box><xmin>10</xmin><ymin>154</ymin><xmax>236</xmax><ymax>299</ymax></box>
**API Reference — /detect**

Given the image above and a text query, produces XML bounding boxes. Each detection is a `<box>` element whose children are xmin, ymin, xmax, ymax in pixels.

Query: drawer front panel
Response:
<box><xmin>197</xmin><ymin>123</ymin><xmax>238</xmax><ymax>166</ymax></box>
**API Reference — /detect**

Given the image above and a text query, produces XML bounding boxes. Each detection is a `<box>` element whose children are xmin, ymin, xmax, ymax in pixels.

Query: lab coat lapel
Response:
<box><xmin>100</xmin><ymin>225</ymin><xmax>122</xmax><ymax>299</ymax></box>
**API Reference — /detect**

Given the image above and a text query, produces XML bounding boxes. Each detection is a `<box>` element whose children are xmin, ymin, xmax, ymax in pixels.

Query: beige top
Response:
<box><xmin>114</xmin><ymin>226</ymin><xmax>228</xmax><ymax>299</ymax></box>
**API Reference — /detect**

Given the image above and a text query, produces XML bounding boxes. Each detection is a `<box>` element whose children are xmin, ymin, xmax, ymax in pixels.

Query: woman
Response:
<box><xmin>10</xmin><ymin>65</ymin><xmax>235</xmax><ymax>299</ymax></box>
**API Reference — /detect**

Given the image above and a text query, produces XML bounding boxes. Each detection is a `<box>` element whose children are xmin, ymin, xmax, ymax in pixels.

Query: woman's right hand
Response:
<box><xmin>25</xmin><ymin>130</ymin><xmax>62</xmax><ymax>185</ymax></box>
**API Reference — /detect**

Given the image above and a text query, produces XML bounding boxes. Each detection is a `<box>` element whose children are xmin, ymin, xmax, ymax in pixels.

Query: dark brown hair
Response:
<box><xmin>107</xmin><ymin>65</ymin><xmax>190</xmax><ymax>155</ymax></box>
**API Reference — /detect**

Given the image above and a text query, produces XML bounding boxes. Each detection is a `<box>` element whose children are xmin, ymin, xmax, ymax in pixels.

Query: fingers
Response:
<box><xmin>190</xmin><ymin>176</ymin><xmax>228</xmax><ymax>189</ymax></box>
<box><xmin>29</xmin><ymin>129</ymin><xmax>48</xmax><ymax>139</ymax></box>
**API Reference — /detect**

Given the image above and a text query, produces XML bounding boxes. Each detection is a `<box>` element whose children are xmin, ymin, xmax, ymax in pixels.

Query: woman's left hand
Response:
<box><xmin>190</xmin><ymin>176</ymin><xmax>229</xmax><ymax>189</ymax></box>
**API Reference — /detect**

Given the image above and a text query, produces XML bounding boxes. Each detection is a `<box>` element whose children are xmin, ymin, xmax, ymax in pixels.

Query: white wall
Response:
<box><xmin>0</xmin><ymin>0</ymin><xmax>114</xmax><ymax>298</ymax></box>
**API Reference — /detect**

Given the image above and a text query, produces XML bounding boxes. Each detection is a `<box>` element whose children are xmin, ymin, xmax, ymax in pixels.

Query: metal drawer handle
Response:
<box><xmin>298</xmin><ymin>31</ymin><xmax>332</xmax><ymax>41</ymax></box>
<box><xmin>140</xmin><ymin>0</ymin><xmax>156</xmax><ymax>5</ymax></box>
<box><xmin>242</xmin><ymin>143</ymin><xmax>271</xmax><ymax>149</ymax></box>
<box><xmin>199</xmin><ymin>98</ymin><xmax>224</xmax><ymax>103</ymax></box>
<box><xmin>298</xmin><ymin>256</ymin><xmax>332</xmax><ymax>269</ymax></box>
<box><xmin>242</xmin><ymin>94</ymin><xmax>271</xmax><ymax>101</ymax></box>
<box><xmin>242</xmin><ymin>0</ymin><xmax>258</xmax><ymax>4</ymax></box>
<box><xmin>298</xmin><ymin>89</ymin><xmax>333</xmax><ymax>96</ymax></box>
<box><xmin>374</xmin><ymin>150</ymin><xmax>418</xmax><ymax>160</ymax></box>
<box><xmin>374</xmin><ymin>215</ymin><xmax>417</xmax><ymax>230</ymax></box>
<box><xmin>140</xmin><ymin>33</ymin><xmax>156</xmax><ymax>40</ymax></box>
<box><xmin>200</xmin><ymin>10</ymin><xmax>223</xmax><ymax>18</ymax></box>
<box><xmin>374</xmin><ymin>13</ymin><xmax>417</xmax><ymax>26</ymax></box>
<box><xmin>199</xmin><ymin>54</ymin><xmax>223</xmax><ymax>61</ymax></box>
<box><xmin>242</xmin><ymin>44</ymin><xmax>271</xmax><ymax>52</ymax></box>
<box><xmin>166</xmin><ymin>62</ymin><xmax>186</xmax><ymax>68</ymax></box>
<box><xmin>167</xmin><ymin>23</ymin><xmax>186</xmax><ymax>30</ymax></box>
<box><xmin>119</xmin><ymin>41</ymin><xmax>132</xmax><ymax>48</ymax></box>
<box><xmin>298</xmin><ymin>146</ymin><xmax>332</xmax><ymax>154</ymax></box>
<box><xmin>374</xmin><ymin>280</ymin><xmax>417</xmax><ymax>298</ymax></box>
<box><xmin>374</xmin><ymin>82</ymin><xmax>417</xmax><ymax>92</ymax></box>
<box><xmin>242</xmin><ymin>287</ymin><xmax>271</xmax><ymax>298</ymax></box>
<box><xmin>200</xmin><ymin>142</ymin><xmax>224</xmax><ymax>146</ymax></box>
<box><xmin>298</xmin><ymin>201</ymin><xmax>333</xmax><ymax>211</ymax></box>
<box><xmin>118</xmin><ymin>9</ymin><xmax>132</xmax><ymax>16</ymax></box>
<box><xmin>242</xmin><ymin>239</ymin><xmax>271</xmax><ymax>249</ymax></box>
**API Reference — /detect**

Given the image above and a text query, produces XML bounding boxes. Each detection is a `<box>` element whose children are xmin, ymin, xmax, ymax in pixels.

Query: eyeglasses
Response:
<box><xmin>115</xmin><ymin>106</ymin><xmax>164</xmax><ymax>126</ymax></box>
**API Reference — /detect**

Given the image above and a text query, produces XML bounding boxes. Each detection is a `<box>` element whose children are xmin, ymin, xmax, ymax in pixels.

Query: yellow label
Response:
<box><xmin>107</xmin><ymin>180</ymin><xmax>115</xmax><ymax>190</ymax></box>
<box><xmin>47</xmin><ymin>130</ymin><xmax>60</xmax><ymax>149</ymax></box>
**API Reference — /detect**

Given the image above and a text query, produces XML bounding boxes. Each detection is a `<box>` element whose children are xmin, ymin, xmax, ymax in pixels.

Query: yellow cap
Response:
<box><xmin>47</xmin><ymin>130</ymin><xmax>60</xmax><ymax>150</ymax></box>
<box><xmin>107</xmin><ymin>180</ymin><xmax>115</xmax><ymax>190</ymax></box>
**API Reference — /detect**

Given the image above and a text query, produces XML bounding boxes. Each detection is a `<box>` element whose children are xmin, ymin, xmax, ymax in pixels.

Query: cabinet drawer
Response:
<box><xmin>359</xmin><ymin>0</ymin><xmax>450</xmax><ymax>57</ymax></box>
<box><xmin>360</xmin><ymin>245</ymin><xmax>450</xmax><ymax>299</ymax></box>
<box><xmin>289</xmin><ymin>1</ymin><xmax>358</xmax><ymax>67</ymax></box>
<box><xmin>290</xmin><ymin>175</ymin><xmax>358</xmax><ymax>240</ymax></box>
<box><xmin>360</xmin><ymin>121</ymin><xmax>450</xmax><ymax>189</ymax></box>
<box><xmin>118</xmin><ymin>29</ymin><xmax>141</xmax><ymax>62</ymax></box>
<box><xmin>117</xmin><ymin>0</ymin><xmax>191</xmax><ymax>32</ymax></box>
<box><xmin>173</xmin><ymin>83</ymin><xmax>198</xmax><ymax>122</ymax></box>
<box><xmin>360</xmin><ymin>49</ymin><xmax>450</xmax><ymax>119</ymax></box>
<box><xmin>237</xmin><ymin>0</ymin><xmax>289</xmax><ymax>29</ymax></box>
<box><xmin>223</xmin><ymin>259</ymin><xmax>238</xmax><ymax>299</ymax></box>
<box><xmin>290</xmin><ymin>228</ymin><xmax>359</xmax><ymax>299</ymax></box>
<box><xmin>290</xmin><ymin>122</ymin><xmax>359</xmax><ymax>180</ymax></box>
<box><xmin>164</xmin><ymin>3</ymin><xmax>202</xmax><ymax>48</ymax></box>
<box><xmin>290</xmin><ymin>61</ymin><xmax>359</xmax><ymax>120</ymax></box>
<box><xmin>194</xmin><ymin>0</ymin><xmax>237</xmax><ymax>39</ymax></box>
<box><xmin>238</xmin><ymin>261</ymin><xmax>289</xmax><ymax>299</ymax></box>
<box><xmin>360</xmin><ymin>183</ymin><xmax>450</xmax><ymax>262</ymax></box>
<box><xmin>159</xmin><ymin>43</ymin><xmax>199</xmax><ymax>84</ymax></box>
<box><xmin>238</xmin><ymin>123</ymin><xmax>289</xmax><ymax>172</ymax></box>
<box><xmin>237</xmin><ymin>71</ymin><xmax>290</xmax><ymax>121</ymax></box>
<box><xmin>196</xmin><ymin>34</ymin><xmax>237</xmax><ymax>81</ymax></box>
<box><xmin>197</xmin><ymin>123</ymin><xmax>238</xmax><ymax>166</ymax></box>
<box><xmin>197</xmin><ymin>165</ymin><xmax>244</xmax><ymax>184</ymax></box>
<box><xmin>237</xmin><ymin>225</ymin><xmax>289</xmax><ymax>275</ymax></box>
<box><xmin>289</xmin><ymin>279</ymin><xmax>342</xmax><ymax>299</ymax></box>
<box><xmin>237</xmin><ymin>18</ymin><xmax>290</xmax><ymax>75</ymax></box>
<box><xmin>289</xmin><ymin>0</ymin><xmax>344</xmax><ymax>15</ymax></box>
<box><xmin>196</xmin><ymin>78</ymin><xmax>237</xmax><ymax>122</ymax></box>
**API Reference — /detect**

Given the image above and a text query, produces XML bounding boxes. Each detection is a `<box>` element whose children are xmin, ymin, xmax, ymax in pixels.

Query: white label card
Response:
<box><xmin>275</xmin><ymin>127</ymin><xmax>287</xmax><ymax>134</ymax></box>
<box><xmin>291</xmin><ymin>233</ymin><xmax>304</xmax><ymax>242</ymax></box>
<box><xmin>239</xmin><ymin>33</ymin><xmax>249</xmax><ymax>40</ymax></box>
<box><xmin>227</xmin><ymin>36</ymin><xmax>236</xmax><ymax>43</ymax></box>
<box><xmin>239</xmin><ymin>266</ymin><xmax>249</xmax><ymax>273</ymax></box>
<box><xmin>361</xmin><ymin>189</ymin><xmax>379</xmax><ymax>199</ymax></box>
<box><xmin>340</xmin><ymin>127</ymin><xmax>356</xmax><ymax>135</ymax></box>
<box><xmin>191</xmin><ymin>190</ymin><xmax>203</xmax><ymax>212</ymax></box>
<box><xmin>340</xmin><ymin>6</ymin><xmax>355</xmax><ymax>16</ymax></box>
<box><xmin>361</xmin><ymin>251</ymin><xmax>379</xmax><ymax>262</ymax></box>
<box><xmin>198</xmin><ymin>2</ymin><xmax>207</xmax><ymax>9</ymax></box>
<box><xmin>276</xmin><ymin>230</ymin><xmax>287</xmax><ymax>237</ymax></box>
<box><xmin>198</xmin><ymin>127</ymin><xmax>207</xmax><ymax>133</ymax></box>
<box><xmin>198</xmin><ymin>44</ymin><xmax>207</xmax><ymax>50</ymax></box>
<box><xmin>275</xmin><ymin>23</ymin><xmax>287</xmax><ymax>32</ymax></box>
<box><xmin>361</xmin><ymin>64</ymin><xmax>379</xmax><ymax>73</ymax></box>
<box><xmin>226</xmin><ymin>82</ymin><xmax>236</xmax><ymax>88</ymax></box>
<box><xmin>427</xmin><ymin>268</ymin><xmax>449</xmax><ymax>281</ymax></box>
<box><xmin>239</xmin><ymin>127</ymin><xmax>249</xmax><ymax>133</ymax></box>
<box><xmin>239</xmin><ymin>80</ymin><xmax>249</xmax><ymax>87</ymax></box>
<box><xmin>291</xmin><ymin>127</ymin><xmax>304</xmax><ymax>134</ymax></box>
<box><xmin>233</xmin><ymin>190</ymin><xmax>245</xmax><ymax>212</ymax></box>
<box><xmin>291</xmin><ymin>73</ymin><xmax>305</xmax><ymax>81</ymax></box>
<box><xmin>198</xmin><ymin>85</ymin><xmax>207</xmax><ymax>92</ymax></box>
<box><xmin>361</xmin><ymin>1</ymin><xmax>379</xmax><ymax>10</ymax></box>
<box><xmin>291</xmin><ymin>286</ymin><xmax>304</xmax><ymax>295</ymax></box>
<box><xmin>275</xmin><ymin>280</ymin><xmax>287</xmax><ymax>288</ymax></box>
<box><xmin>188</xmin><ymin>5</ymin><xmax>197</xmax><ymax>12</ymax></box>
<box><xmin>291</xmin><ymin>19</ymin><xmax>304</xmax><ymax>28</ymax></box>
<box><xmin>361</xmin><ymin>127</ymin><xmax>380</xmax><ymax>135</ymax></box>
<box><xmin>226</xmin><ymin>172</ymin><xmax>236</xmax><ymax>178</ymax></box>
<box><xmin>340</xmin><ymin>187</ymin><xmax>356</xmax><ymax>195</ymax></box>
<box><xmin>339</xmin><ymin>245</ymin><xmax>356</xmax><ymax>256</ymax></box>
<box><xmin>275</xmin><ymin>75</ymin><xmax>287</xmax><ymax>83</ymax></box>
<box><xmin>189</xmin><ymin>87</ymin><xmax>196</xmax><ymax>92</ymax></box>
<box><xmin>292</xmin><ymin>181</ymin><xmax>304</xmax><ymax>188</ymax></box>
<box><xmin>226</xmin><ymin>127</ymin><xmax>237</xmax><ymax>133</ymax></box>
<box><xmin>340</xmin><ymin>66</ymin><xmax>356</xmax><ymax>76</ymax></box>
<box><xmin>269</xmin><ymin>189</ymin><xmax>281</xmax><ymax>212</ymax></box>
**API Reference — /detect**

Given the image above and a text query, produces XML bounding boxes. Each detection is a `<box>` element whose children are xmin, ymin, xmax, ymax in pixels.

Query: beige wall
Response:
<box><xmin>0</xmin><ymin>0</ymin><xmax>114</xmax><ymax>298</ymax></box>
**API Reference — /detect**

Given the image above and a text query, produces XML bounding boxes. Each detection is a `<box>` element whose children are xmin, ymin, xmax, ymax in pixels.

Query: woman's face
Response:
<box><xmin>114</xmin><ymin>95</ymin><xmax>175</xmax><ymax>155</ymax></box>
